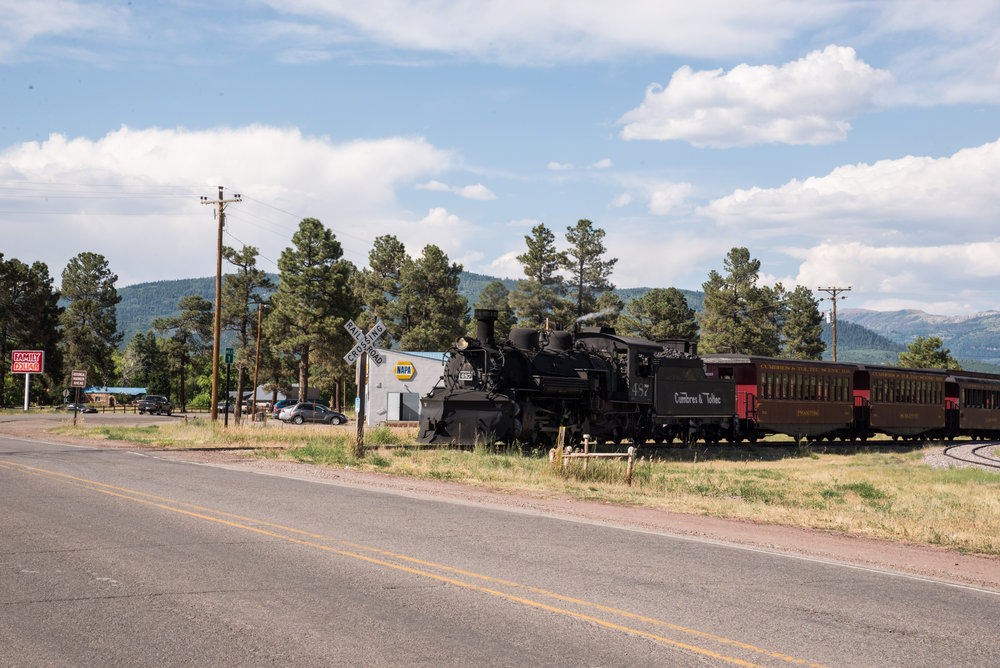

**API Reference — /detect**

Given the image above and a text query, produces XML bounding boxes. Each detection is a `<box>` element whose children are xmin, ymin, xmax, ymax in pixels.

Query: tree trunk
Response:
<box><xmin>298</xmin><ymin>348</ymin><xmax>309</xmax><ymax>402</ymax></box>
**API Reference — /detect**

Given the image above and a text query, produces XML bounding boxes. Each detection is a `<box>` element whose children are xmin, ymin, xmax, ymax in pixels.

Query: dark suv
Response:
<box><xmin>137</xmin><ymin>395</ymin><xmax>173</xmax><ymax>415</ymax></box>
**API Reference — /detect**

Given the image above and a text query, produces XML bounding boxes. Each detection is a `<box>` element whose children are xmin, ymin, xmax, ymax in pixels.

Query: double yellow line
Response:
<box><xmin>0</xmin><ymin>459</ymin><xmax>827</xmax><ymax>667</ymax></box>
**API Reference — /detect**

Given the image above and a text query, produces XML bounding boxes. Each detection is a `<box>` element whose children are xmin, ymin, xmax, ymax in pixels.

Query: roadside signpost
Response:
<box><xmin>70</xmin><ymin>369</ymin><xmax>87</xmax><ymax>425</ymax></box>
<box><xmin>11</xmin><ymin>350</ymin><xmax>44</xmax><ymax>411</ymax></box>
<box><xmin>343</xmin><ymin>319</ymin><xmax>387</xmax><ymax>455</ymax></box>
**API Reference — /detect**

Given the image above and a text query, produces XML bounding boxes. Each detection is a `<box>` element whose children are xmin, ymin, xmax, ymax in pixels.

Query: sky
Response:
<box><xmin>1</xmin><ymin>1</ymin><xmax>999</xmax><ymax>316</ymax></box>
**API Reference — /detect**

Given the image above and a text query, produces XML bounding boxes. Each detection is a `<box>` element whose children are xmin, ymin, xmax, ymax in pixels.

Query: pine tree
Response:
<box><xmin>698</xmin><ymin>248</ymin><xmax>782</xmax><ymax>355</ymax></box>
<box><xmin>508</xmin><ymin>223</ymin><xmax>566</xmax><ymax>328</ymax></box>
<box><xmin>268</xmin><ymin>218</ymin><xmax>358</xmax><ymax>402</ymax></box>
<box><xmin>222</xmin><ymin>245</ymin><xmax>274</xmax><ymax>418</ymax></box>
<box><xmin>616</xmin><ymin>288</ymin><xmax>698</xmax><ymax>341</ymax></box>
<box><xmin>354</xmin><ymin>234</ymin><xmax>407</xmax><ymax>343</ymax></box>
<box><xmin>153</xmin><ymin>295</ymin><xmax>213</xmax><ymax>410</ymax></box>
<box><xmin>60</xmin><ymin>252</ymin><xmax>122</xmax><ymax>386</ymax></box>
<box><xmin>561</xmin><ymin>219</ymin><xmax>617</xmax><ymax>323</ymax></box>
<box><xmin>0</xmin><ymin>256</ymin><xmax>63</xmax><ymax>406</ymax></box>
<box><xmin>782</xmin><ymin>286</ymin><xmax>826</xmax><ymax>360</ymax></box>
<box><xmin>397</xmin><ymin>245</ymin><xmax>468</xmax><ymax>350</ymax></box>
<box><xmin>897</xmin><ymin>336</ymin><xmax>962</xmax><ymax>370</ymax></box>
<box><xmin>119</xmin><ymin>331</ymin><xmax>170</xmax><ymax>394</ymax></box>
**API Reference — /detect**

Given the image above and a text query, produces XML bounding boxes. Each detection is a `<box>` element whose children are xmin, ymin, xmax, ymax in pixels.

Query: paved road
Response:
<box><xmin>2</xmin><ymin>431</ymin><xmax>998</xmax><ymax>667</ymax></box>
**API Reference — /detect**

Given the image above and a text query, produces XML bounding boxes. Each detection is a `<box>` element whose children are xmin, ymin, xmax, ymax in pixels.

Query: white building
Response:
<box><xmin>362</xmin><ymin>349</ymin><xmax>447</xmax><ymax>425</ymax></box>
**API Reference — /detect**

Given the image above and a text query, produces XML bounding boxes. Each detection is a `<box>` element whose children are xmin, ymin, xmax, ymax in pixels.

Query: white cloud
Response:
<box><xmin>0</xmin><ymin>0</ymin><xmax>127</xmax><ymax>62</ymax></box>
<box><xmin>263</xmin><ymin>1</ymin><xmax>844</xmax><ymax>64</ymax></box>
<box><xmin>483</xmin><ymin>250</ymin><xmax>522</xmax><ymax>280</ymax></box>
<box><xmin>647</xmin><ymin>182</ymin><xmax>693</xmax><ymax>215</ymax></box>
<box><xmin>793</xmin><ymin>240</ymin><xmax>1000</xmax><ymax>314</ymax></box>
<box><xmin>610</xmin><ymin>193</ymin><xmax>632</xmax><ymax>208</ymax></box>
<box><xmin>0</xmin><ymin>125</ymin><xmax>457</xmax><ymax>283</ymax></box>
<box><xmin>590</xmin><ymin>158</ymin><xmax>612</xmax><ymax>169</ymax></box>
<box><xmin>547</xmin><ymin>161</ymin><xmax>573</xmax><ymax>171</ymax></box>
<box><xmin>619</xmin><ymin>46</ymin><xmax>894</xmax><ymax>147</ymax></box>
<box><xmin>416</xmin><ymin>180</ymin><xmax>451</xmax><ymax>192</ymax></box>
<box><xmin>416</xmin><ymin>180</ymin><xmax>496</xmax><ymax>200</ymax></box>
<box><xmin>699</xmin><ymin>138</ymin><xmax>1000</xmax><ymax>242</ymax></box>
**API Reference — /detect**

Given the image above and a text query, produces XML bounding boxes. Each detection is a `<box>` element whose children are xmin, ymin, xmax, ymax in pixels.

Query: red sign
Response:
<box><xmin>12</xmin><ymin>350</ymin><xmax>44</xmax><ymax>374</ymax></box>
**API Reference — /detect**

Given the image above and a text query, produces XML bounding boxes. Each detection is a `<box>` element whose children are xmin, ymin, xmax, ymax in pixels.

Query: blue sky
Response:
<box><xmin>2</xmin><ymin>1</ymin><xmax>999</xmax><ymax>315</ymax></box>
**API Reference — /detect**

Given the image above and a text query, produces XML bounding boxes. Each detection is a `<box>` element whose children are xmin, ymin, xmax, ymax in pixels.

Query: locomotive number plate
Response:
<box><xmin>459</xmin><ymin>371</ymin><xmax>474</xmax><ymax>381</ymax></box>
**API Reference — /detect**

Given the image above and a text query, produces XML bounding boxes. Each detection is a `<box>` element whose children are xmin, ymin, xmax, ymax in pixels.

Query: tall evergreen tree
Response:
<box><xmin>353</xmin><ymin>234</ymin><xmax>407</xmax><ymax>343</ymax></box>
<box><xmin>781</xmin><ymin>286</ymin><xmax>826</xmax><ymax>360</ymax></box>
<box><xmin>396</xmin><ymin>245</ymin><xmax>468</xmax><ymax>350</ymax></box>
<box><xmin>153</xmin><ymin>295</ymin><xmax>213</xmax><ymax>409</ymax></box>
<box><xmin>616</xmin><ymin>288</ymin><xmax>698</xmax><ymax>341</ymax></box>
<box><xmin>222</xmin><ymin>245</ymin><xmax>274</xmax><ymax>418</ymax></box>
<box><xmin>119</xmin><ymin>331</ymin><xmax>170</xmax><ymax>393</ymax></box>
<box><xmin>59</xmin><ymin>252</ymin><xmax>122</xmax><ymax>386</ymax></box>
<box><xmin>897</xmin><ymin>336</ymin><xmax>962</xmax><ymax>370</ymax></box>
<box><xmin>268</xmin><ymin>218</ymin><xmax>357</xmax><ymax>402</ymax></box>
<box><xmin>0</xmin><ymin>256</ymin><xmax>63</xmax><ymax>406</ymax></box>
<box><xmin>508</xmin><ymin>223</ymin><xmax>566</xmax><ymax>328</ymax></box>
<box><xmin>697</xmin><ymin>248</ymin><xmax>782</xmax><ymax>355</ymax></box>
<box><xmin>561</xmin><ymin>219</ymin><xmax>617</xmax><ymax>323</ymax></box>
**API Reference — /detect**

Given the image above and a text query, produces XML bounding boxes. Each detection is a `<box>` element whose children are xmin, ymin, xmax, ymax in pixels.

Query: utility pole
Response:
<box><xmin>201</xmin><ymin>186</ymin><xmax>242</xmax><ymax>421</ymax></box>
<box><xmin>251</xmin><ymin>302</ymin><xmax>263</xmax><ymax>421</ymax></box>
<box><xmin>818</xmin><ymin>286</ymin><xmax>851</xmax><ymax>362</ymax></box>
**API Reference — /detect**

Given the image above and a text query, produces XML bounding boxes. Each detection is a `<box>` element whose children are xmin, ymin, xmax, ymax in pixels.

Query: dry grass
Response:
<box><xmin>51</xmin><ymin>420</ymin><xmax>1000</xmax><ymax>556</ymax></box>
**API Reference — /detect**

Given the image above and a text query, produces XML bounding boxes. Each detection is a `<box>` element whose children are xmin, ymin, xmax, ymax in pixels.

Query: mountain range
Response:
<box><xmin>115</xmin><ymin>273</ymin><xmax>1000</xmax><ymax>372</ymax></box>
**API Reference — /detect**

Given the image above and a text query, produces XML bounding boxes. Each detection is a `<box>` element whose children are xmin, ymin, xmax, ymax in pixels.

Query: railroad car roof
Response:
<box><xmin>699</xmin><ymin>354</ymin><xmax>861</xmax><ymax>370</ymax></box>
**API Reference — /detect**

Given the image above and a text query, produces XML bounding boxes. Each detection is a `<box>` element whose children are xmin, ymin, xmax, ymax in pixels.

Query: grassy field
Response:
<box><xmin>50</xmin><ymin>418</ymin><xmax>1000</xmax><ymax>556</ymax></box>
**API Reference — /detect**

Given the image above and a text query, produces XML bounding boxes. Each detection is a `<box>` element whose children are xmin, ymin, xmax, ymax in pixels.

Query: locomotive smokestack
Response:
<box><xmin>475</xmin><ymin>309</ymin><xmax>498</xmax><ymax>347</ymax></box>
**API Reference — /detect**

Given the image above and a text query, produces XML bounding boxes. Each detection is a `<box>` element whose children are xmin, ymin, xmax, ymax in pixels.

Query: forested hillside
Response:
<box><xmin>117</xmin><ymin>274</ymin><xmax>987</xmax><ymax>369</ymax></box>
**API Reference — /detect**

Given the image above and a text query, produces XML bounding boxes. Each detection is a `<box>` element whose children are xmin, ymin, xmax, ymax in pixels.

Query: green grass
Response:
<box><xmin>47</xmin><ymin>421</ymin><xmax>1000</xmax><ymax>556</ymax></box>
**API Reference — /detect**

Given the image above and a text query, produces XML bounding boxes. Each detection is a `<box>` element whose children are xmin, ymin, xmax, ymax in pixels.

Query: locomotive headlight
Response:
<box><xmin>455</xmin><ymin>336</ymin><xmax>479</xmax><ymax>350</ymax></box>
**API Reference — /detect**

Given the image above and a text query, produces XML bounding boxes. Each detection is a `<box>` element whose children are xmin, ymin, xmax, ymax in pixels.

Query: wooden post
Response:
<box><xmin>583</xmin><ymin>435</ymin><xmax>590</xmax><ymax>476</ymax></box>
<box><xmin>626</xmin><ymin>446</ymin><xmax>636</xmax><ymax>486</ymax></box>
<box><xmin>353</xmin><ymin>351</ymin><xmax>367</xmax><ymax>458</ymax></box>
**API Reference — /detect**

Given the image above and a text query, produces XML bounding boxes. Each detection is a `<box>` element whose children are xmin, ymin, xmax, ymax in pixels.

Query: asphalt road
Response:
<box><xmin>2</xmin><ymin>430</ymin><xmax>999</xmax><ymax>667</ymax></box>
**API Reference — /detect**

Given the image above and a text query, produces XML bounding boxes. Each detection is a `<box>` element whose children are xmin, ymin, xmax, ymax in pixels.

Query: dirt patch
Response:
<box><xmin>4</xmin><ymin>414</ymin><xmax>999</xmax><ymax>592</ymax></box>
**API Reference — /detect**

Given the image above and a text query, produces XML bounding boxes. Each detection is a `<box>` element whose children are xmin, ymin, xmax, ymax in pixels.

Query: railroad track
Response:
<box><xmin>941</xmin><ymin>441</ymin><xmax>1000</xmax><ymax>471</ymax></box>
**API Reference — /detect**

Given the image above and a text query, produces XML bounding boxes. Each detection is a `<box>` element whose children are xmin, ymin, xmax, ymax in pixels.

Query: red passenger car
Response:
<box><xmin>856</xmin><ymin>366</ymin><xmax>947</xmax><ymax>440</ymax></box>
<box><xmin>702</xmin><ymin>355</ymin><xmax>856</xmax><ymax>441</ymax></box>
<box><xmin>947</xmin><ymin>372</ymin><xmax>1000</xmax><ymax>439</ymax></box>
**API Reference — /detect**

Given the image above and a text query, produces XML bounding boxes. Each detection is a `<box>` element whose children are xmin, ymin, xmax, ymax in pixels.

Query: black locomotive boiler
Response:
<box><xmin>418</xmin><ymin>309</ymin><xmax>736</xmax><ymax>446</ymax></box>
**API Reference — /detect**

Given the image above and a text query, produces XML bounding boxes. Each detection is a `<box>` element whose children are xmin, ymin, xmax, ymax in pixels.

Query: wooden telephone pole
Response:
<box><xmin>201</xmin><ymin>186</ymin><xmax>242</xmax><ymax>421</ymax></box>
<box><xmin>818</xmin><ymin>286</ymin><xmax>851</xmax><ymax>362</ymax></box>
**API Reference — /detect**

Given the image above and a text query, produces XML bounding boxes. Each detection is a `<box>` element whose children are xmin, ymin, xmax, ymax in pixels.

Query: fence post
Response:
<box><xmin>583</xmin><ymin>435</ymin><xmax>590</xmax><ymax>476</ymax></box>
<box><xmin>626</xmin><ymin>446</ymin><xmax>635</xmax><ymax>486</ymax></box>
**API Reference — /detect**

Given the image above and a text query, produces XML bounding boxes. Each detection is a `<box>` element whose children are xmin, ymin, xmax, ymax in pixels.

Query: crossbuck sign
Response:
<box><xmin>344</xmin><ymin>320</ymin><xmax>386</xmax><ymax>367</ymax></box>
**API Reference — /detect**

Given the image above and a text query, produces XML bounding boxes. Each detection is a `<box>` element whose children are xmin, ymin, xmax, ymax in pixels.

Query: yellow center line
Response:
<box><xmin>0</xmin><ymin>459</ymin><xmax>828</xmax><ymax>667</ymax></box>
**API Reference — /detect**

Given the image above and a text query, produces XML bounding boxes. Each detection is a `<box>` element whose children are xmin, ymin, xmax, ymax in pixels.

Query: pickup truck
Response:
<box><xmin>137</xmin><ymin>395</ymin><xmax>173</xmax><ymax>415</ymax></box>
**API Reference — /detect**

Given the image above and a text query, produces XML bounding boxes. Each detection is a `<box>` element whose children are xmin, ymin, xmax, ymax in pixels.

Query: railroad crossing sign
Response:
<box><xmin>344</xmin><ymin>319</ymin><xmax>386</xmax><ymax>367</ymax></box>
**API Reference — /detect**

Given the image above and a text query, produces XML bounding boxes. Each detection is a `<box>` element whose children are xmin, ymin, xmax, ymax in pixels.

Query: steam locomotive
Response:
<box><xmin>418</xmin><ymin>309</ymin><xmax>736</xmax><ymax>446</ymax></box>
<box><xmin>418</xmin><ymin>309</ymin><xmax>1000</xmax><ymax>447</ymax></box>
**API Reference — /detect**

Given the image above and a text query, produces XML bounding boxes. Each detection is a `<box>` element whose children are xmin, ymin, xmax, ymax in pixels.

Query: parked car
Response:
<box><xmin>218</xmin><ymin>400</ymin><xmax>235</xmax><ymax>413</ymax></box>
<box><xmin>137</xmin><ymin>395</ymin><xmax>172</xmax><ymax>415</ymax></box>
<box><xmin>66</xmin><ymin>403</ymin><xmax>97</xmax><ymax>414</ymax></box>
<box><xmin>272</xmin><ymin>399</ymin><xmax>298</xmax><ymax>419</ymax></box>
<box><xmin>282</xmin><ymin>403</ymin><xmax>348</xmax><ymax>425</ymax></box>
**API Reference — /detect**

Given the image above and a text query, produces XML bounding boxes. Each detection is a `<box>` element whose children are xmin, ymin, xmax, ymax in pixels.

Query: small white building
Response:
<box><xmin>363</xmin><ymin>348</ymin><xmax>446</xmax><ymax>425</ymax></box>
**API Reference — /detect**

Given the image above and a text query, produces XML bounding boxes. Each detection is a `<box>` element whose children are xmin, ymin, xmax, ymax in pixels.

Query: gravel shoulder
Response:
<box><xmin>4</xmin><ymin>413</ymin><xmax>999</xmax><ymax>592</ymax></box>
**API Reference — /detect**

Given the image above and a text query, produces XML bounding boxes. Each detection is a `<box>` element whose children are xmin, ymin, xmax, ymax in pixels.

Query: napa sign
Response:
<box><xmin>393</xmin><ymin>361</ymin><xmax>415</xmax><ymax>381</ymax></box>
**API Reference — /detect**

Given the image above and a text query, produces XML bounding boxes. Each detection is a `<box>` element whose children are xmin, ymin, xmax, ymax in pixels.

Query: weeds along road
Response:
<box><xmin>2</xmin><ymin>428</ymin><xmax>999</xmax><ymax>667</ymax></box>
